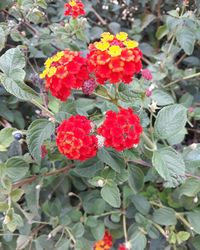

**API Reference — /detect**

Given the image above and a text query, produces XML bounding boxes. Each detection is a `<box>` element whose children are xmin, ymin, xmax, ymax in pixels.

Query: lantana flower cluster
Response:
<box><xmin>40</xmin><ymin>50</ymin><xmax>88</xmax><ymax>101</ymax></box>
<box><xmin>56</xmin><ymin>115</ymin><xmax>98</xmax><ymax>161</ymax></box>
<box><xmin>87</xmin><ymin>32</ymin><xmax>142</xmax><ymax>84</ymax></box>
<box><xmin>64</xmin><ymin>0</ymin><xmax>85</xmax><ymax>18</ymax></box>
<box><xmin>97</xmin><ymin>108</ymin><xmax>143</xmax><ymax>151</ymax></box>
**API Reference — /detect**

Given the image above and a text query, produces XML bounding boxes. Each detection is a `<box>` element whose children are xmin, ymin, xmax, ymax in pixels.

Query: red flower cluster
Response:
<box><xmin>40</xmin><ymin>50</ymin><xmax>89</xmax><ymax>101</ymax></box>
<box><xmin>87</xmin><ymin>32</ymin><xmax>142</xmax><ymax>84</ymax></box>
<box><xmin>97</xmin><ymin>108</ymin><xmax>143</xmax><ymax>151</ymax></box>
<box><xmin>64</xmin><ymin>0</ymin><xmax>85</xmax><ymax>18</ymax></box>
<box><xmin>93</xmin><ymin>230</ymin><xmax>113</xmax><ymax>250</ymax></box>
<box><xmin>56</xmin><ymin>115</ymin><xmax>98</xmax><ymax>161</ymax></box>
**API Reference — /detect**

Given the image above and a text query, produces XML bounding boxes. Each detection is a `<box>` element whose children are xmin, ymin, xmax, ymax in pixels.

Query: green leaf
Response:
<box><xmin>10</xmin><ymin>188</ymin><xmax>24</xmax><ymax>202</ymax></box>
<box><xmin>128</xmin><ymin>164</ymin><xmax>144</xmax><ymax>193</ymax></box>
<box><xmin>27</xmin><ymin>119</ymin><xmax>55</xmax><ymax>163</ymax></box>
<box><xmin>73</xmin><ymin>157</ymin><xmax>104</xmax><ymax>178</ymax></box>
<box><xmin>152</xmin><ymin>147</ymin><xmax>185</xmax><ymax>187</ymax></box>
<box><xmin>0</xmin><ymin>127</ymin><xmax>16</xmax><ymax>151</ymax></box>
<box><xmin>6</xmin><ymin>157</ymin><xmax>29</xmax><ymax>181</ymax></box>
<box><xmin>7</xmin><ymin>213</ymin><xmax>24</xmax><ymax>232</ymax></box>
<box><xmin>16</xmin><ymin>235</ymin><xmax>30</xmax><ymax>250</ymax></box>
<box><xmin>152</xmin><ymin>89</ymin><xmax>174</xmax><ymax>106</ymax></box>
<box><xmin>0</xmin><ymin>75</ymin><xmax>38</xmax><ymax>101</ymax></box>
<box><xmin>153</xmin><ymin>207</ymin><xmax>177</xmax><ymax>226</ymax></box>
<box><xmin>131</xmin><ymin>195</ymin><xmax>150</xmax><ymax>215</ymax></box>
<box><xmin>0</xmin><ymin>202</ymin><xmax>9</xmax><ymax>212</ymax></box>
<box><xmin>176</xmin><ymin>27</ymin><xmax>196</xmax><ymax>55</ymax></box>
<box><xmin>0</xmin><ymin>48</ymin><xmax>25</xmax><ymax>75</ymax></box>
<box><xmin>97</xmin><ymin>148</ymin><xmax>123</xmax><ymax>173</ymax></box>
<box><xmin>129</xmin><ymin>229</ymin><xmax>147</xmax><ymax>250</ymax></box>
<box><xmin>176</xmin><ymin>231</ymin><xmax>190</xmax><ymax>245</ymax></box>
<box><xmin>71</xmin><ymin>223</ymin><xmax>85</xmax><ymax>238</ymax></box>
<box><xmin>187</xmin><ymin>211</ymin><xmax>200</xmax><ymax>234</ymax></box>
<box><xmin>101</xmin><ymin>184</ymin><xmax>121</xmax><ymax>208</ymax></box>
<box><xmin>175</xmin><ymin>178</ymin><xmax>200</xmax><ymax>198</ymax></box>
<box><xmin>91</xmin><ymin>220</ymin><xmax>105</xmax><ymax>240</ymax></box>
<box><xmin>156</xmin><ymin>25</ymin><xmax>168</xmax><ymax>40</ymax></box>
<box><xmin>155</xmin><ymin>104</ymin><xmax>187</xmax><ymax>139</ymax></box>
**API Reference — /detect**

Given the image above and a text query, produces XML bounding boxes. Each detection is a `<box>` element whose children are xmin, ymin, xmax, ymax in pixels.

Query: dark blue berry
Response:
<box><xmin>14</xmin><ymin>133</ymin><xmax>22</xmax><ymax>140</ymax></box>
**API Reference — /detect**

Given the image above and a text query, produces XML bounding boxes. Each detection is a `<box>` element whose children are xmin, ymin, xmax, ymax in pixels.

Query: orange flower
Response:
<box><xmin>64</xmin><ymin>0</ymin><xmax>85</xmax><ymax>18</ymax></box>
<box><xmin>94</xmin><ymin>230</ymin><xmax>113</xmax><ymax>250</ymax></box>
<box><xmin>40</xmin><ymin>50</ymin><xmax>89</xmax><ymax>101</ymax></box>
<box><xmin>87</xmin><ymin>32</ymin><xmax>142</xmax><ymax>84</ymax></box>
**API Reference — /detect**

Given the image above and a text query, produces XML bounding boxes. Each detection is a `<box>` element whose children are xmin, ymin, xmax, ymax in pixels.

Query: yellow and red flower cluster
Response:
<box><xmin>64</xmin><ymin>0</ymin><xmax>85</xmax><ymax>18</ymax></box>
<box><xmin>97</xmin><ymin>108</ymin><xmax>143</xmax><ymax>151</ymax></box>
<box><xmin>93</xmin><ymin>230</ymin><xmax>113</xmax><ymax>250</ymax></box>
<box><xmin>87</xmin><ymin>32</ymin><xmax>142</xmax><ymax>84</ymax></box>
<box><xmin>56</xmin><ymin>115</ymin><xmax>98</xmax><ymax>161</ymax></box>
<box><xmin>40</xmin><ymin>50</ymin><xmax>89</xmax><ymax>101</ymax></box>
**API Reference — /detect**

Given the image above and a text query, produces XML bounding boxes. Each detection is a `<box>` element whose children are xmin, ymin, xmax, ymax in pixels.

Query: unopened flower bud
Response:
<box><xmin>188</xmin><ymin>107</ymin><xmax>195</xmax><ymax>113</ymax></box>
<box><xmin>141</xmin><ymin>69</ymin><xmax>153</xmax><ymax>81</ymax></box>
<box><xmin>97</xmin><ymin>179</ymin><xmax>104</xmax><ymax>187</ymax></box>
<box><xmin>146</xmin><ymin>88</ymin><xmax>152</xmax><ymax>97</ymax></box>
<box><xmin>82</xmin><ymin>78</ymin><xmax>97</xmax><ymax>95</ymax></box>
<box><xmin>194</xmin><ymin>196</ymin><xmax>198</xmax><ymax>203</ymax></box>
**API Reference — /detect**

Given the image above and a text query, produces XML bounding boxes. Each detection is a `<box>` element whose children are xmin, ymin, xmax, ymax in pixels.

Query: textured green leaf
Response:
<box><xmin>1</xmin><ymin>75</ymin><xmax>38</xmax><ymax>100</ymax></box>
<box><xmin>176</xmin><ymin>27</ymin><xmax>196</xmax><ymax>55</ymax></box>
<box><xmin>27</xmin><ymin>119</ymin><xmax>55</xmax><ymax>162</ymax></box>
<box><xmin>128</xmin><ymin>164</ymin><xmax>144</xmax><ymax>193</ymax></box>
<box><xmin>155</xmin><ymin>104</ymin><xmax>187</xmax><ymax>139</ymax></box>
<box><xmin>6</xmin><ymin>157</ymin><xmax>29</xmax><ymax>181</ymax></box>
<box><xmin>0</xmin><ymin>127</ymin><xmax>16</xmax><ymax>151</ymax></box>
<box><xmin>101</xmin><ymin>184</ymin><xmax>121</xmax><ymax>208</ymax></box>
<box><xmin>153</xmin><ymin>207</ymin><xmax>177</xmax><ymax>226</ymax></box>
<box><xmin>97</xmin><ymin>148</ymin><xmax>122</xmax><ymax>173</ymax></box>
<box><xmin>152</xmin><ymin>147</ymin><xmax>185</xmax><ymax>187</ymax></box>
<box><xmin>156</xmin><ymin>25</ymin><xmax>168</xmax><ymax>40</ymax></box>
<box><xmin>0</xmin><ymin>48</ymin><xmax>25</xmax><ymax>75</ymax></box>
<box><xmin>152</xmin><ymin>89</ymin><xmax>174</xmax><ymax>106</ymax></box>
<box><xmin>187</xmin><ymin>211</ymin><xmax>200</xmax><ymax>234</ymax></box>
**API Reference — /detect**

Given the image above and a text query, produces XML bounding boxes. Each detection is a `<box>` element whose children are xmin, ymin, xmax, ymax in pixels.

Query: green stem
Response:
<box><xmin>123</xmin><ymin>212</ymin><xmax>128</xmax><ymax>243</ymax></box>
<box><xmin>164</xmin><ymin>72</ymin><xmax>200</xmax><ymax>88</ymax></box>
<box><xmin>31</xmin><ymin>99</ymin><xmax>55</xmax><ymax>120</ymax></box>
<box><xmin>65</xmin><ymin>227</ymin><xmax>76</xmax><ymax>244</ymax></box>
<box><xmin>175</xmin><ymin>213</ymin><xmax>193</xmax><ymax>230</ymax></box>
<box><xmin>94</xmin><ymin>210</ymin><xmax>121</xmax><ymax>218</ymax></box>
<box><xmin>141</xmin><ymin>132</ymin><xmax>157</xmax><ymax>151</ymax></box>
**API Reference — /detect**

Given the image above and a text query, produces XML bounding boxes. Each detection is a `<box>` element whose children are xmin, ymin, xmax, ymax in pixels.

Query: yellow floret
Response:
<box><xmin>95</xmin><ymin>41</ymin><xmax>110</xmax><ymax>51</ymax></box>
<box><xmin>44</xmin><ymin>58</ymin><xmax>53</xmax><ymax>68</ymax></box>
<box><xmin>52</xmin><ymin>51</ymin><xmax>65</xmax><ymax>62</ymax></box>
<box><xmin>116</xmin><ymin>32</ymin><xmax>128</xmax><ymax>41</ymax></box>
<box><xmin>47</xmin><ymin>67</ymin><xmax>57</xmax><ymax>77</ymax></box>
<box><xmin>101</xmin><ymin>32</ymin><xmax>114</xmax><ymax>42</ymax></box>
<box><xmin>40</xmin><ymin>69</ymin><xmax>48</xmax><ymax>79</ymax></box>
<box><xmin>108</xmin><ymin>45</ymin><xmax>122</xmax><ymax>57</ymax></box>
<box><xmin>69</xmin><ymin>0</ymin><xmax>76</xmax><ymax>7</ymax></box>
<box><xmin>124</xmin><ymin>40</ymin><xmax>138</xmax><ymax>49</ymax></box>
